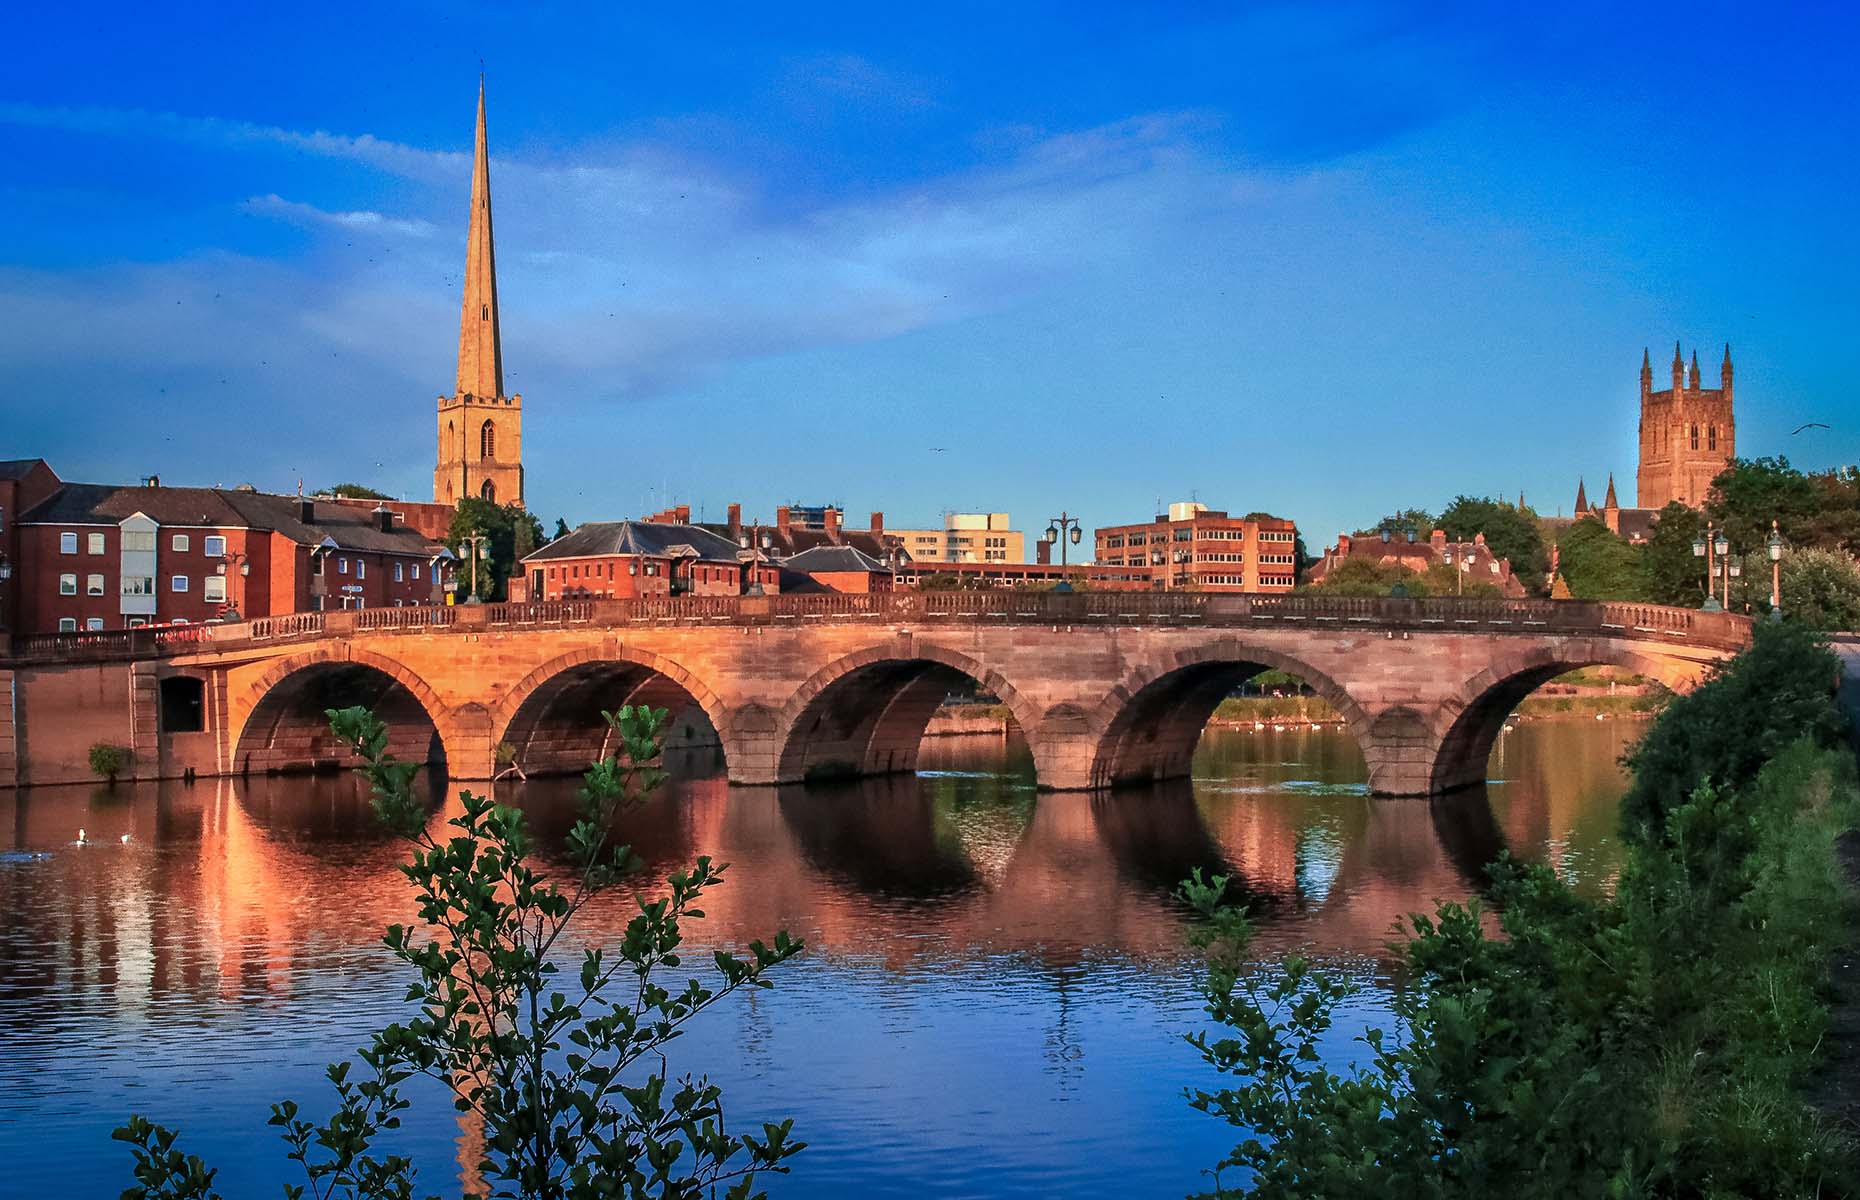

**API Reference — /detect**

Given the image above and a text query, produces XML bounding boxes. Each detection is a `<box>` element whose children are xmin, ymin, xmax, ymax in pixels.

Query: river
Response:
<box><xmin>0</xmin><ymin>718</ymin><xmax>1644</xmax><ymax>1198</ymax></box>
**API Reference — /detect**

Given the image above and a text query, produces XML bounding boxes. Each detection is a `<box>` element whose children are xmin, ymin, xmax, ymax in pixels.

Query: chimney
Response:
<box><xmin>373</xmin><ymin>503</ymin><xmax>394</xmax><ymax>533</ymax></box>
<box><xmin>870</xmin><ymin>511</ymin><xmax>883</xmax><ymax>534</ymax></box>
<box><xmin>1035</xmin><ymin>539</ymin><xmax>1052</xmax><ymax>565</ymax></box>
<box><xmin>299</xmin><ymin>497</ymin><xmax>316</xmax><ymax>524</ymax></box>
<box><xmin>776</xmin><ymin>506</ymin><xmax>791</xmax><ymax>535</ymax></box>
<box><xmin>824</xmin><ymin>508</ymin><xmax>842</xmax><ymax>541</ymax></box>
<box><xmin>1429</xmin><ymin>528</ymin><xmax>1447</xmax><ymax>550</ymax></box>
<box><xmin>727</xmin><ymin>503</ymin><xmax>742</xmax><ymax>537</ymax></box>
<box><xmin>676</xmin><ymin>504</ymin><xmax>691</xmax><ymax>524</ymax></box>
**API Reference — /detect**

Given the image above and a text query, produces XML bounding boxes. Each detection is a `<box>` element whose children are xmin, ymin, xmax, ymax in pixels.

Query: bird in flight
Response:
<box><xmin>929</xmin><ymin>447</ymin><xmax>948</xmax><ymax>453</ymax></box>
<box><xmin>1792</xmin><ymin>422</ymin><xmax>1830</xmax><ymax>434</ymax></box>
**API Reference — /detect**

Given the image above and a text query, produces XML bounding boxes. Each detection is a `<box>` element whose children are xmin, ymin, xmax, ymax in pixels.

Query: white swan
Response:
<box><xmin>120</xmin><ymin>833</ymin><xmax>132</xmax><ymax>844</ymax></box>
<box><xmin>76</xmin><ymin>828</ymin><xmax>88</xmax><ymax>845</ymax></box>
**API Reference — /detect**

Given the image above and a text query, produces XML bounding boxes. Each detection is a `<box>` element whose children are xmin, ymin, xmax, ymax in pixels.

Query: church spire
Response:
<box><xmin>1603</xmin><ymin>472</ymin><xmax>1618</xmax><ymax>509</ymax></box>
<box><xmin>1574</xmin><ymin>476</ymin><xmax>1588</xmax><ymax>513</ymax></box>
<box><xmin>455</xmin><ymin>77</ymin><xmax>504</xmax><ymax>400</ymax></box>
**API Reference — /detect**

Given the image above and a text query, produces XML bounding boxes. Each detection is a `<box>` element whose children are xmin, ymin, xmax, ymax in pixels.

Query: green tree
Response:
<box><xmin>1803</xmin><ymin>467</ymin><xmax>1860</xmax><ymax>556</ymax></box>
<box><xmin>322</xmin><ymin>483</ymin><xmax>396</xmax><ymax>501</ymax></box>
<box><xmin>1779</xmin><ymin>546</ymin><xmax>1860</xmax><ymax>632</ymax></box>
<box><xmin>116</xmin><ymin>704</ymin><xmax>803</xmax><ymax>1200</ymax></box>
<box><xmin>1554</xmin><ymin>517</ymin><xmax>1646</xmax><ymax>600</ymax></box>
<box><xmin>1639</xmin><ymin>502</ymin><xmax>1704</xmax><ymax>606</ymax></box>
<box><xmin>1437</xmin><ymin>496</ymin><xmax>1547</xmax><ymax>591</ymax></box>
<box><xmin>1356</xmin><ymin>508</ymin><xmax>1434</xmax><ymax>541</ymax></box>
<box><xmin>1704</xmin><ymin>456</ymin><xmax>1823</xmax><ymax>552</ymax></box>
<box><xmin>553</xmin><ymin>518</ymin><xmax>572</xmax><ymax>543</ymax></box>
<box><xmin>1301</xmin><ymin>557</ymin><xmax>1409</xmax><ymax>596</ymax></box>
<box><xmin>449</xmin><ymin>499</ymin><xmax>547</xmax><ymax>602</ymax></box>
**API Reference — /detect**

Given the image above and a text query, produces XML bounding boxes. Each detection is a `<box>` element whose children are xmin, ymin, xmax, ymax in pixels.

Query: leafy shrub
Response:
<box><xmin>1780</xmin><ymin>547</ymin><xmax>1860</xmax><ymax>632</ymax></box>
<box><xmin>1621</xmin><ymin>620</ymin><xmax>1848</xmax><ymax>840</ymax></box>
<box><xmin>88</xmin><ymin>742</ymin><xmax>129</xmax><ymax>782</ymax></box>
<box><xmin>115</xmin><ymin>704</ymin><xmax>804</xmax><ymax>1199</ymax></box>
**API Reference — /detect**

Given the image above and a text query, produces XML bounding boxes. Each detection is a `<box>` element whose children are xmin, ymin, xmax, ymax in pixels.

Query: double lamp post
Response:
<box><xmin>1692</xmin><ymin>520</ymin><xmax>1784</xmax><ymax>620</ymax></box>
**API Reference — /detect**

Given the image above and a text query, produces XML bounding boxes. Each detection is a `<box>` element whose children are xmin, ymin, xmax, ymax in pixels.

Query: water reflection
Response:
<box><xmin>0</xmin><ymin>720</ymin><xmax>1636</xmax><ymax>1199</ymax></box>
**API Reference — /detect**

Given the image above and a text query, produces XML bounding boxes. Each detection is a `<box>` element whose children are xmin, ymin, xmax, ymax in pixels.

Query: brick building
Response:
<box><xmin>1093</xmin><ymin>503</ymin><xmax>1298</xmax><ymax>593</ymax></box>
<box><xmin>1306</xmin><ymin>528</ymin><xmax>1528</xmax><ymax>597</ymax></box>
<box><xmin>521</xmin><ymin>520</ymin><xmax>776</xmax><ymax>600</ymax></box>
<box><xmin>3</xmin><ymin>468</ymin><xmax>451</xmax><ymax>633</ymax></box>
<box><xmin>780</xmin><ymin>545</ymin><xmax>895</xmax><ymax>593</ymax></box>
<box><xmin>890</xmin><ymin>559</ymin><xmax>1152</xmax><ymax>590</ymax></box>
<box><xmin>885</xmin><ymin>512</ymin><xmax>1024</xmax><ymax>564</ymax></box>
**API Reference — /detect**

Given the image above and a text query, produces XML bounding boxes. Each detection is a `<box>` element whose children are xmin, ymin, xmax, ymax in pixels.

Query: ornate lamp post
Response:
<box><xmin>217</xmin><ymin>552</ymin><xmax>253</xmax><ymax>621</ymax></box>
<box><xmin>738</xmin><ymin>525</ymin><xmax>774</xmax><ymax>596</ymax></box>
<box><xmin>0</xmin><ymin>556</ymin><xmax>11</xmax><ymax>629</ymax></box>
<box><xmin>1713</xmin><ymin>528</ymin><xmax>1730</xmax><ymax>611</ymax></box>
<box><xmin>1692</xmin><ymin>522</ymin><xmax>1721</xmax><ymax>612</ymax></box>
<box><xmin>1770</xmin><ymin>520</ymin><xmax>1785</xmax><ymax>621</ymax></box>
<box><xmin>460</xmin><ymin>533</ymin><xmax>492</xmax><ymax>603</ymax></box>
<box><xmin>1043</xmin><ymin>513</ymin><xmax>1083</xmax><ymax>593</ymax></box>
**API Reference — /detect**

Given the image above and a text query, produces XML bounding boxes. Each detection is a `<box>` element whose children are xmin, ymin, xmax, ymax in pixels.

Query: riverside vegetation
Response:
<box><xmin>115</xmin><ymin>704</ymin><xmax>803</xmax><ymax>1200</ymax></box>
<box><xmin>1183</xmin><ymin>620</ymin><xmax>1859</xmax><ymax>1198</ymax></box>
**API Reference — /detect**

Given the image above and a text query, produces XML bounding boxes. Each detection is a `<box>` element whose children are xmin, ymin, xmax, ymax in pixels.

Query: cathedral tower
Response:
<box><xmin>435</xmin><ymin>80</ymin><xmax>525</xmax><ymax>508</ymax></box>
<box><xmin>1634</xmin><ymin>341</ymin><xmax>1733</xmax><ymax>509</ymax></box>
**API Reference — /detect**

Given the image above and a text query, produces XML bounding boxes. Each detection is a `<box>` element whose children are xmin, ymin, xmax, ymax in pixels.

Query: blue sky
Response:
<box><xmin>3</xmin><ymin>2</ymin><xmax>1856</xmax><ymax>542</ymax></box>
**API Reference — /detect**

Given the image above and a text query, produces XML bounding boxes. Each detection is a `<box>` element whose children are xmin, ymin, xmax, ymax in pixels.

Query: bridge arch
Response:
<box><xmin>1082</xmin><ymin>641</ymin><xmax>1370</xmax><ymax>790</ymax></box>
<box><xmin>1427</xmin><ymin>638</ymin><xmax>1702</xmax><ymax>794</ymax></box>
<box><xmin>772</xmin><ymin>643</ymin><xmax>1047</xmax><ymax>785</ymax></box>
<box><xmin>232</xmin><ymin>646</ymin><xmax>453</xmax><ymax>775</ymax></box>
<box><xmin>493</xmin><ymin>646</ymin><xmax>735</xmax><ymax>778</ymax></box>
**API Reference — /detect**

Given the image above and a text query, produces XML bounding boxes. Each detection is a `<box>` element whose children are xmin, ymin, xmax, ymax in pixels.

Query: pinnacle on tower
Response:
<box><xmin>1603</xmin><ymin>473</ymin><xmax>1618</xmax><ymax>509</ymax></box>
<box><xmin>1688</xmin><ymin>349</ymin><xmax>1701</xmax><ymax>388</ymax></box>
<box><xmin>455</xmin><ymin>77</ymin><xmax>504</xmax><ymax>401</ymax></box>
<box><xmin>1574</xmin><ymin>477</ymin><xmax>1588</xmax><ymax>513</ymax></box>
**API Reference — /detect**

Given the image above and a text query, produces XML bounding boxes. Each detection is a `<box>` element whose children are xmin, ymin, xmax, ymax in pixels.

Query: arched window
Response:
<box><xmin>480</xmin><ymin>420</ymin><xmax>496</xmax><ymax>460</ymax></box>
<box><xmin>1708</xmin><ymin>425</ymin><xmax>1717</xmax><ymax>451</ymax></box>
<box><xmin>480</xmin><ymin>479</ymin><xmax>497</xmax><ymax>503</ymax></box>
<box><xmin>1690</xmin><ymin>424</ymin><xmax>1699</xmax><ymax>450</ymax></box>
<box><xmin>446</xmin><ymin>480</ymin><xmax>454</xmax><ymax>502</ymax></box>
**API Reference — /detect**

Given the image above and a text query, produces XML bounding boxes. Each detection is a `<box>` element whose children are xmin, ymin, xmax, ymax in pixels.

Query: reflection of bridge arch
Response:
<box><xmin>1430</xmin><ymin>640</ymin><xmax>1696</xmax><ymax>794</ymax></box>
<box><xmin>232</xmin><ymin>647</ymin><xmax>452</xmax><ymax>775</ymax></box>
<box><xmin>1084</xmin><ymin>642</ymin><xmax>1368</xmax><ymax>790</ymax></box>
<box><xmin>773</xmin><ymin>645</ymin><xmax>1044</xmax><ymax>785</ymax></box>
<box><xmin>493</xmin><ymin>647</ymin><xmax>733</xmax><ymax>777</ymax></box>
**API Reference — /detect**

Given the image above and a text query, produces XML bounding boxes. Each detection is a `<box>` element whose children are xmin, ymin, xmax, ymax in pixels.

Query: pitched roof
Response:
<box><xmin>783</xmin><ymin>545</ymin><xmax>890</xmax><ymax>574</ymax></box>
<box><xmin>524</xmin><ymin>520</ymin><xmax>747</xmax><ymax>564</ymax></box>
<box><xmin>0</xmin><ymin>458</ymin><xmax>52</xmax><ymax>482</ymax></box>
<box><xmin>18</xmin><ymin>484</ymin><xmax>442</xmax><ymax>555</ymax></box>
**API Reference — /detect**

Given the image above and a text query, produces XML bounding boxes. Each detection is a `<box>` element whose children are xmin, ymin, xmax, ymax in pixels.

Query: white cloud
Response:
<box><xmin>243</xmin><ymin>194</ymin><xmax>438</xmax><ymax>238</ymax></box>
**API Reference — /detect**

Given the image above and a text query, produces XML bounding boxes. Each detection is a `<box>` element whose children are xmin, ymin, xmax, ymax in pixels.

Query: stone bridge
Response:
<box><xmin>0</xmin><ymin>592</ymin><xmax>1750</xmax><ymax>796</ymax></box>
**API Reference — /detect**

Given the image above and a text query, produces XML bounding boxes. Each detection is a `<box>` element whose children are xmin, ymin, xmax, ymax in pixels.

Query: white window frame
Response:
<box><xmin>412</xmin><ymin>563</ymin><xmax>422</xmax><ymax>580</ymax></box>
<box><xmin>58</xmin><ymin>617</ymin><xmax>77</xmax><ymax>632</ymax></box>
<box><xmin>60</xmin><ymin>532</ymin><xmax>77</xmax><ymax>554</ymax></box>
<box><xmin>87</xmin><ymin>573</ymin><xmax>105</xmax><ymax>596</ymax></box>
<box><xmin>339</xmin><ymin>558</ymin><xmax>349</xmax><ymax>575</ymax></box>
<box><xmin>88</xmin><ymin>532</ymin><xmax>106</xmax><ymax>555</ymax></box>
<box><xmin>85</xmin><ymin>617</ymin><xmax>105</xmax><ymax>631</ymax></box>
<box><xmin>393</xmin><ymin>561</ymin><xmax>403</xmax><ymax>582</ymax></box>
<box><xmin>171</xmin><ymin>575</ymin><xmax>189</xmax><ymax>593</ymax></box>
<box><xmin>356</xmin><ymin>559</ymin><xmax>366</xmax><ymax>580</ymax></box>
<box><xmin>172</xmin><ymin>534</ymin><xmax>189</xmax><ymax>552</ymax></box>
<box><xmin>203</xmin><ymin>576</ymin><xmax>227</xmax><ymax>603</ymax></box>
<box><xmin>203</xmin><ymin>535</ymin><xmax>226</xmax><ymax>558</ymax></box>
<box><xmin>59</xmin><ymin>573</ymin><xmax>77</xmax><ymax>596</ymax></box>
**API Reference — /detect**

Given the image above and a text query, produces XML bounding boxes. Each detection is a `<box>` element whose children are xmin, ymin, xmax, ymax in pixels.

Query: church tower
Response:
<box><xmin>435</xmin><ymin>80</ymin><xmax>525</xmax><ymax>508</ymax></box>
<box><xmin>1634</xmin><ymin>341</ymin><xmax>1733</xmax><ymax>509</ymax></box>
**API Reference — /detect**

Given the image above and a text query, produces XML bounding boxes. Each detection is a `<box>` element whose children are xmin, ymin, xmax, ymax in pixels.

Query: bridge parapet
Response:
<box><xmin>0</xmin><ymin>593</ymin><xmax>1753</xmax><ymax>665</ymax></box>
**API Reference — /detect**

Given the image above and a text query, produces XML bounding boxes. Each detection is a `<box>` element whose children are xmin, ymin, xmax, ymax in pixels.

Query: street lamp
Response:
<box><xmin>0</xmin><ymin>556</ymin><xmax>11</xmax><ymax>630</ymax></box>
<box><xmin>459</xmin><ymin>533</ymin><xmax>492</xmax><ymax>603</ymax></box>
<box><xmin>1044</xmin><ymin>513</ymin><xmax>1084</xmax><ymax>592</ymax></box>
<box><xmin>217</xmin><ymin>553</ymin><xmax>253</xmax><ymax>622</ymax></box>
<box><xmin>739</xmin><ymin>525</ymin><xmax>773</xmax><ymax>596</ymax></box>
<box><xmin>1692</xmin><ymin>522</ymin><xmax>1722</xmax><ymax>612</ymax></box>
<box><xmin>1767</xmin><ymin>521</ymin><xmax>1784</xmax><ymax>623</ymax></box>
<box><xmin>1713</xmin><ymin>529</ymin><xmax>1730</xmax><ymax>611</ymax></box>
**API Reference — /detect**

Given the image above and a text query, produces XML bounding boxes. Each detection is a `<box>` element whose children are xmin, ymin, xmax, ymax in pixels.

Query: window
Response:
<box><xmin>1708</xmin><ymin>425</ymin><xmax>1718</xmax><ymax>451</ymax></box>
<box><xmin>85</xmin><ymin>618</ymin><xmax>105</xmax><ymax>631</ymax></box>
<box><xmin>339</xmin><ymin>558</ymin><xmax>349</xmax><ymax>575</ymax></box>
<box><xmin>204</xmin><ymin>535</ymin><xmax>226</xmax><ymax>557</ymax></box>
<box><xmin>203</xmin><ymin>576</ymin><xmax>227</xmax><ymax>603</ymax></box>
<box><xmin>60</xmin><ymin>532</ymin><xmax>77</xmax><ymax>554</ymax></box>
<box><xmin>481</xmin><ymin>420</ymin><xmax>496</xmax><ymax>459</ymax></box>
<box><xmin>87</xmin><ymin>573</ymin><xmax>105</xmax><ymax>596</ymax></box>
<box><xmin>356</xmin><ymin>559</ymin><xmax>365</xmax><ymax>580</ymax></box>
<box><xmin>313</xmin><ymin>554</ymin><xmax>325</xmax><ymax>577</ymax></box>
<box><xmin>58</xmin><ymin>573</ymin><xmax>77</xmax><ymax>595</ymax></box>
<box><xmin>123</xmin><ymin>529</ymin><xmax>155</xmax><ymax>552</ymax></box>
<box><xmin>393</xmin><ymin>561</ymin><xmax>404</xmax><ymax>582</ymax></box>
<box><xmin>88</xmin><ymin>532</ymin><xmax>106</xmax><ymax>554</ymax></box>
<box><xmin>1690</xmin><ymin>424</ymin><xmax>1700</xmax><ymax>450</ymax></box>
<box><xmin>480</xmin><ymin>479</ymin><xmax>497</xmax><ymax>503</ymax></box>
<box><xmin>159</xmin><ymin>677</ymin><xmax>205</xmax><ymax>733</ymax></box>
<box><xmin>172</xmin><ymin>534</ymin><xmax>189</xmax><ymax>552</ymax></box>
<box><xmin>412</xmin><ymin>563</ymin><xmax>421</xmax><ymax>580</ymax></box>
<box><xmin>171</xmin><ymin>575</ymin><xmax>189</xmax><ymax>593</ymax></box>
<box><xmin>122</xmin><ymin>577</ymin><xmax>154</xmax><ymax>596</ymax></box>
<box><xmin>58</xmin><ymin>618</ymin><xmax>77</xmax><ymax>632</ymax></box>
